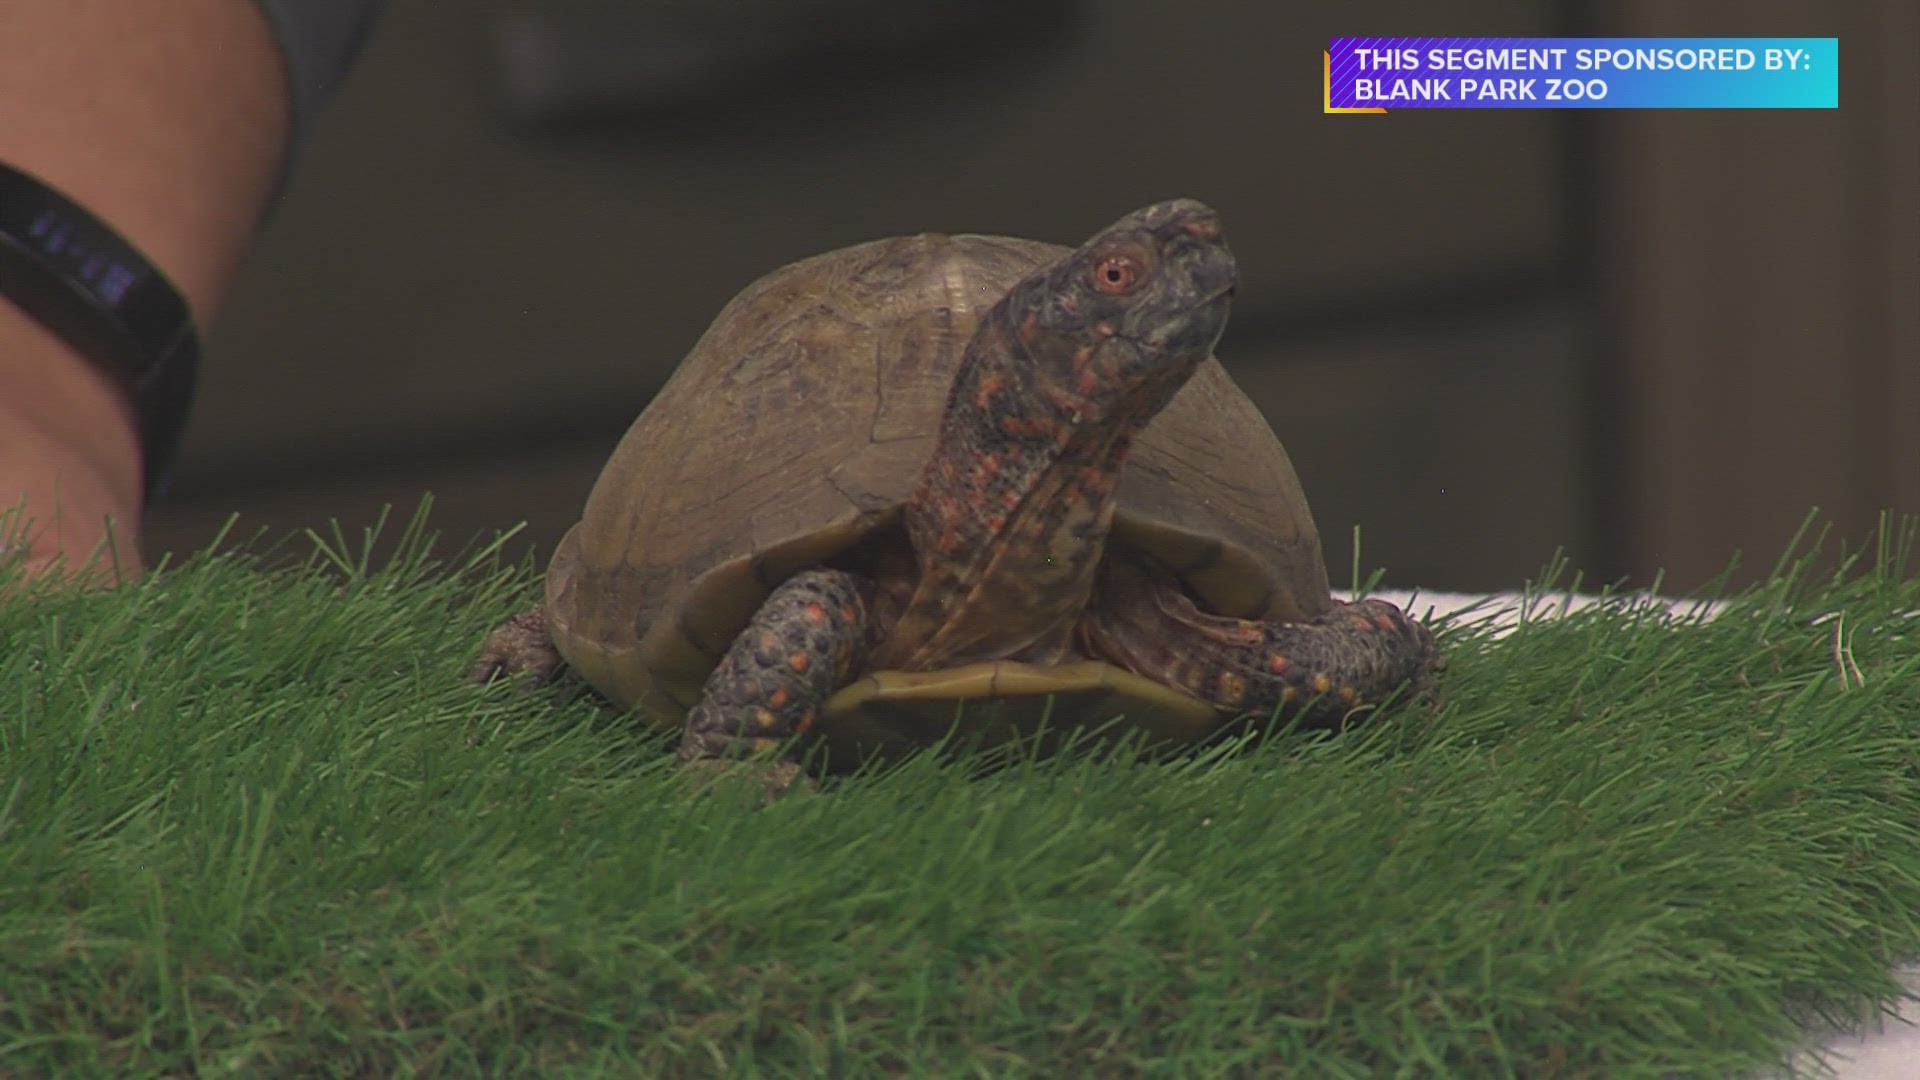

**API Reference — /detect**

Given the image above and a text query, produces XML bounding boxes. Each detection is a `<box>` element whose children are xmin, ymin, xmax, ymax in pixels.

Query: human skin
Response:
<box><xmin>0</xmin><ymin>0</ymin><xmax>288</xmax><ymax>583</ymax></box>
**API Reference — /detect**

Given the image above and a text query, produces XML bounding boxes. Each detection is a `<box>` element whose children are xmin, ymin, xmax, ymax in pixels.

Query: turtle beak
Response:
<box><xmin>1183</xmin><ymin>242</ymin><xmax>1237</xmax><ymax>314</ymax></box>
<box><xmin>1151</xmin><ymin>200</ymin><xmax>1237</xmax><ymax>307</ymax></box>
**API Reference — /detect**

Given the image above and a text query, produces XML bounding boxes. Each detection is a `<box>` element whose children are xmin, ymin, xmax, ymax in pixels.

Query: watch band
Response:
<box><xmin>0</xmin><ymin>161</ymin><xmax>201</xmax><ymax>496</ymax></box>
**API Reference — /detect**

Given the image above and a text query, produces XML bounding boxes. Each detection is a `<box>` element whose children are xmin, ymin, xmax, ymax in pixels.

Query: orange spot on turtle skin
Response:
<box><xmin>754</xmin><ymin>707</ymin><xmax>781</xmax><ymax>730</ymax></box>
<box><xmin>1183</xmin><ymin>217</ymin><xmax>1221</xmax><ymax>240</ymax></box>
<box><xmin>1215</xmin><ymin>671</ymin><xmax>1246</xmax><ymax>705</ymax></box>
<box><xmin>1338</xmin><ymin>686</ymin><xmax>1361</xmax><ymax>706</ymax></box>
<box><xmin>1268</xmin><ymin>653</ymin><xmax>1291</xmax><ymax>674</ymax></box>
<box><xmin>794</xmin><ymin>710</ymin><xmax>817</xmax><ymax>737</ymax></box>
<box><xmin>1281</xmin><ymin>686</ymin><xmax>1299</xmax><ymax>704</ymax></box>
<box><xmin>1095</xmin><ymin>322</ymin><xmax>1116</xmax><ymax>338</ymax></box>
<box><xmin>980</xmin><ymin>452</ymin><xmax>1001</xmax><ymax>475</ymax></box>
<box><xmin>1072</xmin><ymin>344</ymin><xmax>1094</xmax><ymax>369</ymax></box>
<box><xmin>1077</xmin><ymin>368</ymin><xmax>1100</xmax><ymax>396</ymax></box>
<box><xmin>839</xmin><ymin>606</ymin><xmax>859</xmax><ymax>625</ymax></box>
<box><xmin>768</xmin><ymin>688</ymin><xmax>790</xmax><ymax>708</ymax></box>
<box><xmin>789</xmin><ymin>652</ymin><xmax>812</xmax><ymax>674</ymax></box>
<box><xmin>759</xmin><ymin>633</ymin><xmax>780</xmax><ymax>654</ymax></box>
<box><xmin>1236</xmin><ymin>622</ymin><xmax>1262</xmax><ymax>644</ymax></box>
<box><xmin>1311</xmin><ymin>674</ymin><xmax>1333</xmax><ymax>695</ymax></box>
<box><xmin>1374</xmin><ymin>613</ymin><xmax>1403</xmax><ymax>633</ymax></box>
<box><xmin>1077</xmin><ymin>467</ymin><xmax>1113</xmax><ymax>497</ymax></box>
<box><xmin>1020</xmin><ymin>311</ymin><xmax>1040</xmax><ymax>343</ymax></box>
<box><xmin>986</xmin><ymin>514</ymin><xmax>1007</xmax><ymax>532</ymax></box>
<box><xmin>804</xmin><ymin>602</ymin><xmax>829</xmax><ymax>626</ymax></box>
<box><xmin>974</xmin><ymin>370</ymin><xmax>1005</xmax><ymax>408</ymax></box>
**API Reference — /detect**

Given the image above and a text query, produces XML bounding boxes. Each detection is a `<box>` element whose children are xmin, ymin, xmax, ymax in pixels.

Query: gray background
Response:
<box><xmin>143</xmin><ymin>0</ymin><xmax>1918</xmax><ymax>593</ymax></box>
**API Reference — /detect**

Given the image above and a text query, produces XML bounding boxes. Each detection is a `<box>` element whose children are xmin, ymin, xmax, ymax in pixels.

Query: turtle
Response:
<box><xmin>472</xmin><ymin>198</ymin><xmax>1441</xmax><ymax>781</ymax></box>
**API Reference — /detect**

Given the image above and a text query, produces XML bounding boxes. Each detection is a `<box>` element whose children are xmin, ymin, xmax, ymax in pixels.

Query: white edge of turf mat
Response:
<box><xmin>1346</xmin><ymin>589</ymin><xmax>1918</xmax><ymax>1079</ymax></box>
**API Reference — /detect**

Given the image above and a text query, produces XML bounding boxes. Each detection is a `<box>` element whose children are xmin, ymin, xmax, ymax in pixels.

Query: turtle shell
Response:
<box><xmin>544</xmin><ymin>232</ymin><xmax>1333</xmax><ymax>760</ymax></box>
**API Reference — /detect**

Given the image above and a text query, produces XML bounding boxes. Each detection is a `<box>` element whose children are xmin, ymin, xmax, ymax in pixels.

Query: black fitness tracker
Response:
<box><xmin>0</xmin><ymin>161</ymin><xmax>201</xmax><ymax>496</ymax></box>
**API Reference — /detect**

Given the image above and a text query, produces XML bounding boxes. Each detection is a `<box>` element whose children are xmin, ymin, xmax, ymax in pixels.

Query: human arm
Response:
<box><xmin>0</xmin><ymin>0</ymin><xmax>382</xmax><ymax>583</ymax></box>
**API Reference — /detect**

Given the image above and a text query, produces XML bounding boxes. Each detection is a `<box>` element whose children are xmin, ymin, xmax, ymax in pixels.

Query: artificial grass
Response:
<box><xmin>2</xmin><ymin>506</ymin><xmax>1917</xmax><ymax>1078</ymax></box>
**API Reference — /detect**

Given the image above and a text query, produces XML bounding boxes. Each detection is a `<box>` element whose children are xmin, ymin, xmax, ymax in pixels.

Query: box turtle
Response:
<box><xmin>474</xmin><ymin>199</ymin><xmax>1440</xmax><ymax>776</ymax></box>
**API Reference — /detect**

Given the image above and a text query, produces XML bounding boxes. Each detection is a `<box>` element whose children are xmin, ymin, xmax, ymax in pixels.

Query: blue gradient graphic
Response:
<box><xmin>1328</xmin><ymin>37</ymin><xmax>1837</xmax><ymax>109</ymax></box>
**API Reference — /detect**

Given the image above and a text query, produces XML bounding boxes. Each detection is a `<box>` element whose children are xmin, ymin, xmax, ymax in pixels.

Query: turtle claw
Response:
<box><xmin>470</xmin><ymin>608</ymin><xmax>567</xmax><ymax>686</ymax></box>
<box><xmin>679</xmin><ymin>758</ymin><xmax>816</xmax><ymax>803</ymax></box>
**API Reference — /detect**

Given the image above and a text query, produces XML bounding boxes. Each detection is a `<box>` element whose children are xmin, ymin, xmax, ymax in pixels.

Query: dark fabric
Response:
<box><xmin>254</xmin><ymin>0</ymin><xmax>386</xmax><ymax>155</ymax></box>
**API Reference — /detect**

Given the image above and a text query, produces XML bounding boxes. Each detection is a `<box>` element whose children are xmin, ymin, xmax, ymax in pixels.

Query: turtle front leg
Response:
<box><xmin>1085</xmin><ymin>556</ymin><xmax>1441</xmax><ymax>727</ymax></box>
<box><xmin>679</xmin><ymin>568</ymin><xmax>873</xmax><ymax>775</ymax></box>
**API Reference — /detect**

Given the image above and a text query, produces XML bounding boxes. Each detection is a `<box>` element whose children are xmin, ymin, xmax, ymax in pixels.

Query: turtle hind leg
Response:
<box><xmin>1084</xmin><ymin>556</ymin><xmax>1441</xmax><ymax>727</ymax></box>
<box><xmin>678</xmin><ymin>568</ymin><xmax>873</xmax><ymax>767</ymax></box>
<box><xmin>471</xmin><ymin>609</ymin><xmax>568</xmax><ymax>686</ymax></box>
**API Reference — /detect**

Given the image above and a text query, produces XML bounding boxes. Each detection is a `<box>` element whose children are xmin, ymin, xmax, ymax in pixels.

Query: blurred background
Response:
<box><xmin>141</xmin><ymin>0</ymin><xmax>1917</xmax><ymax>593</ymax></box>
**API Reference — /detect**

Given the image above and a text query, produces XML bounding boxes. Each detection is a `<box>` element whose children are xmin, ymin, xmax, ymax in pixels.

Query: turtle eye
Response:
<box><xmin>1092</xmin><ymin>255</ymin><xmax>1140</xmax><ymax>294</ymax></box>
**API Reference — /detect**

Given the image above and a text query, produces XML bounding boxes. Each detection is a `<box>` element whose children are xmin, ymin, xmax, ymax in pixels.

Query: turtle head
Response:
<box><xmin>1001</xmin><ymin>198</ymin><xmax>1237</xmax><ymax>419</ymax></box>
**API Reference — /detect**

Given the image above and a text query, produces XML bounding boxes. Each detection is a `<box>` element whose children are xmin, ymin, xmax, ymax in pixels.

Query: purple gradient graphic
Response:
<box><xmin>1327</xmin><ymin>37</ymin><xmax>1837</xmax><ymax>109</ymax></box>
